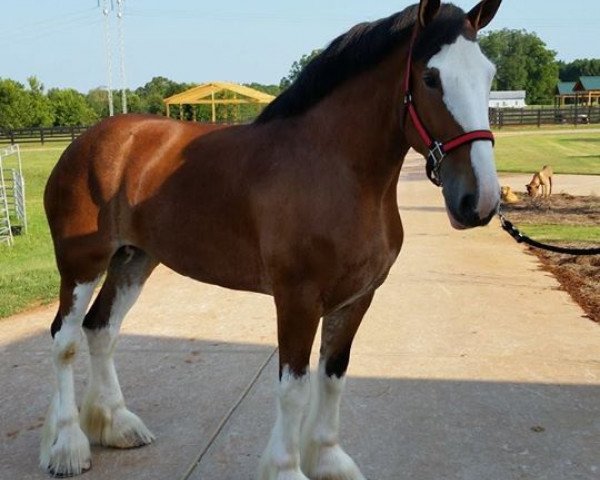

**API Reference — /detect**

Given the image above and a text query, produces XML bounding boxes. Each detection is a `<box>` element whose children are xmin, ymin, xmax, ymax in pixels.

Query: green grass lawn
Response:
<box><xmin>0</xmin><ymin>145</ymin><xmax>66</xmax><ymax>318</ymax></box>
<box><xmin>494</xmin><ymin>130</ymin><xmax>600</xmax><ymax>175</ymax></box>
<box><xmin>516</xmin><ymin>224</ymin><xmax>600</xmax><ymax>244</ymax></box>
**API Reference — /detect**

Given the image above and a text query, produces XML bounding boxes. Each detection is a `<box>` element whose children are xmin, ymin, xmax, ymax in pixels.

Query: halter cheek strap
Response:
<box><xmin>402</xmin><ymin>25</ymin><xmax>495</xmax><ymax>187</ymax></box>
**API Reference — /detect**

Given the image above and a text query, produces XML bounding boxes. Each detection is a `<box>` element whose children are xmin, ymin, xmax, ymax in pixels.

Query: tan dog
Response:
<box><xmin>501</xmin><ymin>185</ymin><xmax>519</xmax><ymax>203</ymax></box>
<box><xmin>526</xmin><ymin>165</ymin><xmax>553</xmax><ymax>197</ymax></box>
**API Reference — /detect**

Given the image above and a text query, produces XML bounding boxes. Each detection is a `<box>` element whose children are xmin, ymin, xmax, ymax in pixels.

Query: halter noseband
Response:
<box><xmin>402</xmin><ymin>26</ymin><xmax>495</xmax><ymax>187</ymax></box>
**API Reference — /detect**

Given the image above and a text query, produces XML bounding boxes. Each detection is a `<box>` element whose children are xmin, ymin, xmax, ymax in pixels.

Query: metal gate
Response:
<box><xmin>0</xmin><ymin>145</ymin><xmax>27</xmax><ymax>246</ymax></box>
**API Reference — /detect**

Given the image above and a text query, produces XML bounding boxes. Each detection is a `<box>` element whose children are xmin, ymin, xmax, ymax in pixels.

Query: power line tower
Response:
<box><xmin>101</xmin><ymin>0</ymin><xmax>114</xmax><ymax>116</ymax></box>
<box><xmin>116</xmin><ymin>0</ymin><xmax>127</xmax><ymax>114</ymax></box>
<box><xmin>100</xmin><ymin>0</ymin><xmax>128</xmax><ymax>115</ymax></box>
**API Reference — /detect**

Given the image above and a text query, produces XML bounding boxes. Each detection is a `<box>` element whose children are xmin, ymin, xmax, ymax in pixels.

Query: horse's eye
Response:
<box><xmin>423</xmin><ymin>70</ymin><xmax>440</xmax><ymax>89</ymax></box>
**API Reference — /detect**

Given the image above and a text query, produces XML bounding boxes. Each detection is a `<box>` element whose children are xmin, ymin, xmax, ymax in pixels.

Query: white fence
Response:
<box><xmin>0</xmin><ymin>145</ymin><xmax>27</xmax><ymax>246</ymax></box>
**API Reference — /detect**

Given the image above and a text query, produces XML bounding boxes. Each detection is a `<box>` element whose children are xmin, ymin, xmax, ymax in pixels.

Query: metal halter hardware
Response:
<box><xmin>402</xmin><ymin>25</ymin><xmax>495</xmax><ymax>187</ymax></box>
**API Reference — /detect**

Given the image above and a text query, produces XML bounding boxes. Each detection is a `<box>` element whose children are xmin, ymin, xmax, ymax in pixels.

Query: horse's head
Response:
<box><xmin>404</xmin><ymin>0</ymin><xmax>502</xmax><ymax>229</ymax></box>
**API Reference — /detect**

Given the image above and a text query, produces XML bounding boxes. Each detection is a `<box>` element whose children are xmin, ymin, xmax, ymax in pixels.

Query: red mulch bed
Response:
<box><xmin>501</xmin><ymin>193</ymin><xmax>599</xmax><ymax>323</ymax></box>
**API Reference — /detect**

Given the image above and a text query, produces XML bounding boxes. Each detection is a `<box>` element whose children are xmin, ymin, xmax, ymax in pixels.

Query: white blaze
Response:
<box><xmin>428</xmin><ymin>35</ymin><xmax>499</xmax><ymax>218</ymax></box>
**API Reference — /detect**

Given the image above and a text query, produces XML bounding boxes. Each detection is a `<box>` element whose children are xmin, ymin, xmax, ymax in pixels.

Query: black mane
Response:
<box><xmin>255</xmin><ymin>4</ymin><xmax>467</xmax><ymax>124</ymax></box>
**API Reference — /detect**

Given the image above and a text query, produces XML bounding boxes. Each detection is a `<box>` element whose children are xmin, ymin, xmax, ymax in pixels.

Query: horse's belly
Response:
<box><xmin>130</xmin><ymin>221</ymin><xmax>269</xmax><ymax>294</ymax></box>
<box><xmin>156</xmin><ymin>250</ymin><xmax>269</xmax><ymax>294</ymax></box>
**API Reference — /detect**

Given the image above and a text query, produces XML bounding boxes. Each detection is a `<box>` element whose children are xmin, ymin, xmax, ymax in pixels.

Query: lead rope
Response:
<box><xmin>497</xmin><ymin>210</ymin><xmax>600</xmax><ymax>256</ymax></box>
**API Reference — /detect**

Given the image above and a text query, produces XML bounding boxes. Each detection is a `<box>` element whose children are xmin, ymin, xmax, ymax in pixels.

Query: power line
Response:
<box><xmin>0</xmin><ymin>12</ymin><xmax>99</xmax><ymax>43</ymax></box>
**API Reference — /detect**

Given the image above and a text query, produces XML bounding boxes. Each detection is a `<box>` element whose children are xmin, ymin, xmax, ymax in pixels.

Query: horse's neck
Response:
<box><xmin>302</xmin><ymin>51</ymin><xmax>410</xmax><ymax>183</ymax></box>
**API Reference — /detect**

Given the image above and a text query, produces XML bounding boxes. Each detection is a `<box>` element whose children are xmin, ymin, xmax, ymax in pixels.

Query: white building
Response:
<box><xmin>489</xmin><ymin>90</ymin><xmax>526</xmax><ymax>108</ymax></box>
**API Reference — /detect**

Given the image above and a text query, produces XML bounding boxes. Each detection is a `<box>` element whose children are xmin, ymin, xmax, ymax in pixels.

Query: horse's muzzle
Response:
<box><xmin>447</xmin><ymin>194</ymin><xmax>498</xmax><ymax>229</ymax></box>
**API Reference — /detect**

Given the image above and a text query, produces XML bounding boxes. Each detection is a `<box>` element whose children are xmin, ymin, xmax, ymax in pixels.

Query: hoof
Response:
<box><xmin>40</xmin><ymin>422</ymin><xmax>92</xmax><ymax>478</ymax></box>
<box><xmin>258</xmin><ymin>453</ymin><xmax>309</xmax><ymax>480</ymax></box>
<box><xmin>47</xmin><ymin>464</ymin><xmax>91</xmax><ymax>478</ymax></box>
<box><xmin>81</xmin><ymin>403</ymin><xmax>154</xmax><ymax>449</ymax></box>
<box><xmin>302</xmin><ymin>445</ymin><xmax>365</xmax><ymax>480</ymax></box>
<box><xmin>258</xmin><ymin>466</ymin><xmax>310</xmax><ymax>480</ymax></box>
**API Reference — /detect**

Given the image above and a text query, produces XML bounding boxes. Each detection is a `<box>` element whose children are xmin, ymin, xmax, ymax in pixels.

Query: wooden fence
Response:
<box><xmin>0</xmin><ymin>126</ymin><xmax>89</xmax><ymax>145</ymax></box>
<box><xmin>490</xmin><ymin>106</ymin><xmax>600</xmax><ymax>128</ymax></box>
<box><xmin>2</xmin><ymin>106</ymin><xmax>599</xmax><ymax>145</ymax></box>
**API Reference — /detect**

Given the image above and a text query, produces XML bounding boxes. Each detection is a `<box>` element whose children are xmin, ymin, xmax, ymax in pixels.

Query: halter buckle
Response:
<box><xmin>426</xmin><ymin>141</ymin><xmax>445</xmax><ymax>187</ymax></box>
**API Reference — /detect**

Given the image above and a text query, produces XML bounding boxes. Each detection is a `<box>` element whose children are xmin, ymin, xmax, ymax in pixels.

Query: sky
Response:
<box><xmin>3</xmin><ymin>0</ymin><xmax>600</xmax><ymax>93</ymax></box>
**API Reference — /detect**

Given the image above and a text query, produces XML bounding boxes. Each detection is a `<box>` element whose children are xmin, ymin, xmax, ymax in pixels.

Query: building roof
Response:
<box><xmin>574</xmin><ymin>76</ymin><xmax>600</xmax><ymax>92</ymax></box>
<box><xmin>489</xmin><ymin>90</ymin><xmax>526</xmax><ymax>100</ymax></box>
<box><xmin>163</xmin><ymin>82</ymin><xmax>275</xmax><ymax>106</ymax></box>
<box><xmin>556</xmin><ymin>82</ymin><xmax>576</xmax><ymax>95</ymax></box>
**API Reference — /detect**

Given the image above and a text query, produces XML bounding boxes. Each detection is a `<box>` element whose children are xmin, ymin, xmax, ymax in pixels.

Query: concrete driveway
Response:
<box><xmin>1</xmin><ymin>154</ymin><xmax>599</xmax><ymax>480</ymax></box>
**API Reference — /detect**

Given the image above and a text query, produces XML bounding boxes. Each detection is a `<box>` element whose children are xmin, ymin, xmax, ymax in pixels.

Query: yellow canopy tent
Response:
<box><xmin>163</xmin><ymin>82</ymin><xmax>276</xmax><ymax>122</ymax></box>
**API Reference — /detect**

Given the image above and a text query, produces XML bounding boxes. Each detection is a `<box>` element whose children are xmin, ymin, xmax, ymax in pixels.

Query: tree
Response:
<box><xmin>144</xmin><ymin>91</ymin><xmax>168</xmax><ymax>115</ymax></box>
<box><xmin>86</xmin><ymin>88</ymin><xmax>111</xmax><ymax>118</ymax></box>
<box><xmin>245</xmin><ymin>82</ymin><xmax>281</xmax><ymax>97</ymax></box>
<box><xmin>48</xmin><ymin>88</ymin><xmax>98</xmax><ymax>126</ymax></box>
<box><xmin>124</xmin><ymin>91</ymin><xmax>144</xmax><ymax>114</ymax></box>
<box><xmin>240</xmin><ymin>83</ymin><xmax>281</xmax><ymax>122</ymax></box>
<box><xmin>479</xmin><ymin>29</ymin><xmax>559</xmax><ymax>105</ymax></box>
<box><xmin>558</xmin><ymin>59</ymin><xmax>600</xmax><ymax>82</ymax></box>
<box><xmin>0</xmin><ymin>79</ymin><xmax>31</xmax><ymax>129</ymax></box>
<box><xmin>135</xmin><ymin>76</ymin><xmax>185</xmax><ymax>99</ymax></box>
<box><xmin>280</xmin><ymin>49</ymin><xmax>322</xmax><ymax>90</ymax></box>
<box><xmin>27</xmin><ymin>76</ymin><xmax>54</xmax><ymax>127</ymax></box>
<box><xmin>134</xmin><ymin>77</ymin><xmax>192</xmax><ymax>116</ymax></box>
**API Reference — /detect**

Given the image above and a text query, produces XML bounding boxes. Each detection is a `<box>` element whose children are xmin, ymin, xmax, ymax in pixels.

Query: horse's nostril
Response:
<box><xmin>459</xmin><ymin>194</ymin><xmax>477</xmax><ymax>216</ymax></box>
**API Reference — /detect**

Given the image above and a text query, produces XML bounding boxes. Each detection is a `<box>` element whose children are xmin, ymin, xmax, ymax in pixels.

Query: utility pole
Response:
<box><xmin>116</xmin><ymin>0</ymin><xmax>127</xmax><ymax>113</ymax></box>
<box><xmin>101</xmin><ymin>0</ymin><xmax>114</xmax><ymax>116</ymax></box>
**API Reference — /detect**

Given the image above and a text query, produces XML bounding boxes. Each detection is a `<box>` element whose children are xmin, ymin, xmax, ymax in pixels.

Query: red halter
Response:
<box><xmin>402</xmin><ymin>26</ymin><xmax>495</xmax><ymax>187</ymax></box>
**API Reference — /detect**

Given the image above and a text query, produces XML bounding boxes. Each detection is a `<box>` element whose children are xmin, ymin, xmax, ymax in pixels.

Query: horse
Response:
<box><xmin>40</xmin><ymin>0</ymin><xmax>502</xmax><ymax>478</ymax></box>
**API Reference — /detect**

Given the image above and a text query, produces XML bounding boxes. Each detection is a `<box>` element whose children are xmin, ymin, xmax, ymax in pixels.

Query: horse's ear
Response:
<box><xmin>418</xmin><ymin>0</ymin><xmax>441</xmax><ymax>28</ymax></box>
<box><xmin>467</xmin><ymin>0</ymin><xmax>502</xmax><ymax>31</ymax></box>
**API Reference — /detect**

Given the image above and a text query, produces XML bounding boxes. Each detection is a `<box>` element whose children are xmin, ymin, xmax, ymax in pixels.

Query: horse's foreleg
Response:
<box><xmin>40</xmin><ymin>277</ymin><xmax>101</xmax><ymax>476</ymax></box>
<box><xmin>259</xmin><ymin>290</ymin><xmax>321</xmax><ymax>480</ymax></box>
<box><xmin>301</xmin><ymin>292</ymin><xmax>374</xmax><ymax>480</ymax></box>
<box><xmin>80</xmin><ymin>247</ymin><xmax>157</xmax><ymax>449</ymax></box>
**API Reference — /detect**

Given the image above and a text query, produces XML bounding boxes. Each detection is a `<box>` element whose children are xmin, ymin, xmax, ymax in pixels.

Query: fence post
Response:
<box><xmin>499</xmin><ymin>110</ymin><xmax>504</xmax><ymax>128</ymax></box>
<box><xmin>537</xmin><ymin>109</ymin><xmax>541</xmax><ymax>128</ymax></box>
<box><xmin>40</xmin><ymin>128</ymin><xmax>45</xmax><ymax>145</ymax></box>
<box><xmin>70</xmin><ymin>126</ymin><xmax>75</xmax><ymax>142</ymax></box>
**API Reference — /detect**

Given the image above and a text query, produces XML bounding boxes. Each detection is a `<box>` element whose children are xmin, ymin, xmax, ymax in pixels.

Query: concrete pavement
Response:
<box><xmin>1</xmin><ymin>154</ymin><xmax>599</xmax><ymax>480</ymax></box>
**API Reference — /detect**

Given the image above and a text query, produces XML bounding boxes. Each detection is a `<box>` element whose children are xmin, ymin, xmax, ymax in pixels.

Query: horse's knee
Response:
<box><xmin>52</xmin><ymin>323</ymin><xmax>84</xmax><ymax>366</ymax></box>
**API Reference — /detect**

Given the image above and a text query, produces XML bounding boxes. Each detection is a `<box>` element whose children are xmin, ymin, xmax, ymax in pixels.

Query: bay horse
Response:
<box><xmin>41</xmin><ymin>0</ymin><xmax>502</xmax><ymax>478</ymax></box>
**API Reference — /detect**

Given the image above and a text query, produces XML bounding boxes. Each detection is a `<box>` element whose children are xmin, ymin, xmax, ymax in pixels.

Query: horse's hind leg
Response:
<box><xmin>40</xmin><ymin>254</ymin><xmax>108</xmax><ymax>476</ymax></box>
<box><xmin>301</xmin><ymin>292</ymin><xmax>374</xmax><ymax>480</ymax></box>
<box><xmin>80</xmin><ymin>246</ymin><xmax>157</xmax><ymax>449</ymax></box>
